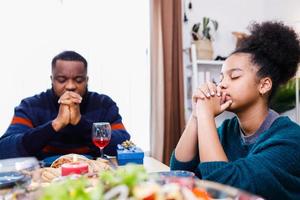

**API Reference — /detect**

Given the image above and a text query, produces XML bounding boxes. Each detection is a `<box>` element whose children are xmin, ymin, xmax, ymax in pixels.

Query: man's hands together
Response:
<box><xmin>52</xmin><ymin>91</ymin><xmax>82</xmax><ymax>132</ymax></box>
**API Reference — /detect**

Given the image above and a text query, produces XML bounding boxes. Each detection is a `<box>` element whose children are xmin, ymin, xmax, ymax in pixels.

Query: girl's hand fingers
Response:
<box><xmin>220</xmin><ymin>100</ymin><xmax>232</xmax><ymax>112</ymax></box>
<box><xmin>221</xmin><ymin>92</ymin><xmax>227</xmax><ymax>104</ymax></box>
<box><xmin>197</xmin><ymin>83</ymin><xmax>211</xmax><ymax>98</ymax></box>
<box><xmin>193</xmin><ymin>82</ymin><xmax>218</xmax><ymax>102</ymax></box>
<box><xmin>193</xmin><ymin>89</ymin><xmax>206</xmax><ymax>102</ymax></box>
<box><xmin>216</xmin><ymin>85</ymin><xmax>222</xmax><ymax>97</ymax></box>
<box><xmin>207</xmin><ymin>82</ymin><xmax>217</xmax><ymax>96</ymax></box>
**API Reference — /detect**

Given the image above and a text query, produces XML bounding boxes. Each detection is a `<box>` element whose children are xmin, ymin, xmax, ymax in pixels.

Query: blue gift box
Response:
<box><xmin>116</xmin><ymin>144</ymin><xmax>144</xmax><ymax>166</ymax></box>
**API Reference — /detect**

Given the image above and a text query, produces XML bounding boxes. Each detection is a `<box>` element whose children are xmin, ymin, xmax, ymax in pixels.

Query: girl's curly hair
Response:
<box><xmin>233</xmin><ymin>21</ymin><xmax>300</xmax><ymax>100</ymax></box>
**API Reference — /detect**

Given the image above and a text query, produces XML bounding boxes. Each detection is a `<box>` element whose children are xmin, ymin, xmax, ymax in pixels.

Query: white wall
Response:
<box><xmin>183</xmin><ymin>0</ymin><xmax>300</xmax><ymax>58</ymax></box>
<box><xmin>263</xmin><ymin>0</ymin><xmax>300</xmax><ymax>22</ymax></box>
<box><xmin>0</xmin><ymin>0</ymin><xmax>150</xmax><ymax>152</ymax></box>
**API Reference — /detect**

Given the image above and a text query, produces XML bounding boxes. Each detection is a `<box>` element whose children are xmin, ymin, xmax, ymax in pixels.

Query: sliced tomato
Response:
<box><xmin>192</xmin><ymin>188</ymin><xmax>211</xmax><ymax>200</ymax></box>
<box><xmin>142</xmin><ymin>193</ymin><xmax>156</xmax><ymax>200</ymax></box>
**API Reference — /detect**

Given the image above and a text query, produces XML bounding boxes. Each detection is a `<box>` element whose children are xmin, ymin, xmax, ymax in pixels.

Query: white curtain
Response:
<box><xmin>150</xmin><ymin>0</ymin><xmax>165</xmax><ymax>161</ymax></box>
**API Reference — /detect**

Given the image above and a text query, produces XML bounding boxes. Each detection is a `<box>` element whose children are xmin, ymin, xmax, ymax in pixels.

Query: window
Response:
<box><xmin>0</xmin><ymin>0</ymin><xmax>150</xmax><ymax>151</ymax></box>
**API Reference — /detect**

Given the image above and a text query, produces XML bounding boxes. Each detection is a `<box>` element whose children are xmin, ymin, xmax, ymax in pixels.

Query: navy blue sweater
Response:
<box><xmin>0</xmin><ymin>89</ymin><xmax>130</xmax><ymax>160</ymax></box>
<box><xmin>170</xmin><ymin>117</ymin><xmax>300</xmax><ymax>199</ymax></box>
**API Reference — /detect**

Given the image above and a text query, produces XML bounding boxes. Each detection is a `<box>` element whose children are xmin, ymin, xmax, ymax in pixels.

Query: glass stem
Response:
<box><xmin>100</xmin><ymin>148</ymin><xmax>104</xmax><ymax>158</ymax></box>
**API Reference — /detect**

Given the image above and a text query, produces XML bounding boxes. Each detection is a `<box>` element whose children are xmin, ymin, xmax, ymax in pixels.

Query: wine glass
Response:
<box><xmin>92</xmin><ymin>122</ymin><xmax>111</xmax><ymax>159</ymax></box>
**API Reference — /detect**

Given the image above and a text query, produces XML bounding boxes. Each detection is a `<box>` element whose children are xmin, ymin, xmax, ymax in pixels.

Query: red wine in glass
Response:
<box><xmin>92</xmin><ymin>138</ymin><xmax>110</xmax><ymax>149</ymax></box>
<box><xmin>92</xmin><ymin>122</ymin><xmax>111</xmax><ymax>158</ymax></box>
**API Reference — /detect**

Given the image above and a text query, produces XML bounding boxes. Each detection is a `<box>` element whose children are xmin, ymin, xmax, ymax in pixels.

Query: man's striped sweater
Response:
<box><xmin>0</xmin><ymin>89</ymin><xmax>130</xmax><ymax>160</ymax></box>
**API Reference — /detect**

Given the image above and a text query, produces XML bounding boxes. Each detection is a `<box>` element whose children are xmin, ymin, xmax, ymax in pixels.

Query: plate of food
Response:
<box><xmin>155</xmin><ymin>170</ymin><xmax>195</xmax><ymax>177</ymax></box>
<box><xmin>37</xmin><ymin>154</ymin><xmax>111</xmax><ymax>183</ymax></box>
<box><xmin>0</xmin><ymin>157</ymin><xmax>39</xmax><ymax>189</ymax></box>
<box><xmin>42</xmin><ymin>154</ymin><xmax>93</xmax><ymax>167</ymax></box>
<box><xmin>148</xmin><ymin>170</ymin><xmax>263</xmax><ymax>199</ymax></box>
<box><xmin>26</xmin><ymin>165</ymin><xmax>263</xmax><ymax>200</ymax></box>
<box><xmin>2</xmin><ymin>160</ymin><xmax>263</xmax><ymax>200</ymax></box>
<box><xmin>149</xmin><ymin>170</ymin><xmax>196</xmax><ymax>189</ymax></box>
<box><xmin>0</xmin><ymin>171</ymin><xmax>28</xmax><ymax>189</ymax></box>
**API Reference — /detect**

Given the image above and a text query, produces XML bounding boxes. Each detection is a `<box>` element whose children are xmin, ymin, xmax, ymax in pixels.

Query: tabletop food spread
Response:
<box><xmin>0</xmin><ymin>153</ymin><xmax>263</xmax><ymax>200</ymax></box>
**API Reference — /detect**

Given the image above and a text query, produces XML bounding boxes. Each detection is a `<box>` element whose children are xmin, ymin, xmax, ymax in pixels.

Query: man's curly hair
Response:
<box><xmin>233</xmin><ymin>21</ymin><xmax>300</xmax><ymax>100</ymax></box>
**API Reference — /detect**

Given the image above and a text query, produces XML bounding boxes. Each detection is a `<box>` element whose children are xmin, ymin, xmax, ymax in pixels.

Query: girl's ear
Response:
<box><xmin>258</xmin><ymin>77</ymin><xmax>272</xmax><ymax>95</ymax></box>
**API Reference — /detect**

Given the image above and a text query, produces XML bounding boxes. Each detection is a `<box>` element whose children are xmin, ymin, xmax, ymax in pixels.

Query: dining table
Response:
<box><xmin>0</xmin><ymin>155</ymin><xmax>170</xmax><ymax>196</ymax></box>
<box><xmin>110</xmin><ymin>155</ymin><xmax>170</xmax><ymax>173</ymax></box>
<box><xmin>0</xmin><ymin>156</ymin><xmax>265</xmax><ymax>200</ymax></box>
<box><xmin>142</xmin><ymin>156</ymin><xmax>170</xmax><ymax>172</ymax></box>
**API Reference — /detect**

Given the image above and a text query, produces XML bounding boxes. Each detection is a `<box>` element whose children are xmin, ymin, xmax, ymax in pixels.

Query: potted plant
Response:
<box><xmin>270</xmin><ymin>79</ymin><xmax>296</xmax><ymax>113</ymax></box>
<box><xmin>191</xmin><ymin>17</ymin><xmax>218</xmax><ymax>60</ymax></box>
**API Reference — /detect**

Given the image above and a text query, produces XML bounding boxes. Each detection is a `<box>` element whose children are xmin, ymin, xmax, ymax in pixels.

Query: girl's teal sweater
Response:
<box><xmin>170</xmin><ymin>116</ymin><xmax>300</xmax><ymax>199</ymax></box>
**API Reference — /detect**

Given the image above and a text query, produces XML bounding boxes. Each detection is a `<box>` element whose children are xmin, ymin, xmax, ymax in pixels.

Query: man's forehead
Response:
<box><xmin>54</xmin><ymin>60</ymin><xmax>85</xmax><ymax>68</ymax></box>
<box><xmin>52</xmin><ymin>60</ymin><xmax>86</xmax><ymax>74</ymax></box>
